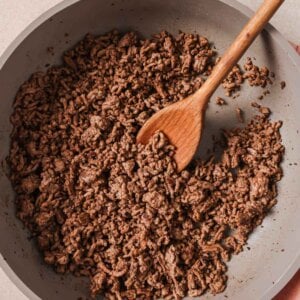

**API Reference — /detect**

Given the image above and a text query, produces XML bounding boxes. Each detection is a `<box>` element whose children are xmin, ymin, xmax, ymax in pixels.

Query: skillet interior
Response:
<box><xmin>0</xmin><ymin>0</ymin><xmax>299</xmax><ymax>299</ymax></box>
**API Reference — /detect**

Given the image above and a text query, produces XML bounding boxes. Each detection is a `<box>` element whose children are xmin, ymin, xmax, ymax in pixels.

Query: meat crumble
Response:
<box><xmin>8</xmin><ymin>30</ymin><xmax>284</xmax><ymax>299</ymax></box>
<box><xmin>221</xmin><ymin>57</ymin><xmax>272</xmax><ymax>97</ymax></box>
<box><xmin>215</xmin><ymin>97</ymin><xmax>226</xmax><ymax>106</ymax></box>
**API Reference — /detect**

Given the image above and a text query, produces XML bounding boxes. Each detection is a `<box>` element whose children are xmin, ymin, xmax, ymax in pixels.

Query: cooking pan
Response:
<box><xmin>0</xmin><ymin>0</ymin><xmax>299</xmax><ymax>299</ymax></box>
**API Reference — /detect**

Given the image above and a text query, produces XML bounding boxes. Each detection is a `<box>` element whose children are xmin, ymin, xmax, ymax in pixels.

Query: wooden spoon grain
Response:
<box><xmin>137</xmin><ymin>0</ymin><xmax>284</xmax><ymax>171</ymax></box>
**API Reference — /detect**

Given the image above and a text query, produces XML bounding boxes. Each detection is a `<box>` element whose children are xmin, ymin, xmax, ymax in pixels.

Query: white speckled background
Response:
<box><xmin>0</xmin><ymin>0</ymin><xmax>299</xmax><ymax>299</ymax></box>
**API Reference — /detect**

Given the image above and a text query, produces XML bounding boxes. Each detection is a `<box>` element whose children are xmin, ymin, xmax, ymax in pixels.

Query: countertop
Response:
<box><xmin>0</xmin><ymin>0</ymin><xmax>299</xmax><ymax>299</ymax></box>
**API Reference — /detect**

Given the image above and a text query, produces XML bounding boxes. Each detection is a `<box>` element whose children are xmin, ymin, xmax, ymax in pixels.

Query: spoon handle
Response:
<box><xmin>194</xmin><ymin>0</ymin><xmax>284</xmax><ymax>104</ymax></box>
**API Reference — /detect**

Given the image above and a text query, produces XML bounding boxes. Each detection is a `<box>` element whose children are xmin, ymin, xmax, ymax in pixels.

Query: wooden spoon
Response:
<box><xmin>137</xmin><ymin>0</ymin><xmax>284</xmax><ymax>171</ymax></box>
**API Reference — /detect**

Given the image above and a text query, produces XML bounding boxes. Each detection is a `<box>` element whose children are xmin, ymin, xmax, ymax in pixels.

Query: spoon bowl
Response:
<box><xmin>137</xmin><ymin>94</ymin><xmax>205</xmax><ymax>171</ymax></box>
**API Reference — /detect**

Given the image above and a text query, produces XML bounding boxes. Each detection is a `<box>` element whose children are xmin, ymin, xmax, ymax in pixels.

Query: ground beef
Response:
<box><xmin>8</xmin><ymin>30</ymin><xmax>284</xmax><ymax>300</ymax></box>
<box><xmin>215</xmin><ymin>97</ymin><xmax>226</xmax><ymax>106</ymax></box>
<box><xmin>222</xmin><ymin>57</ymin><xmax>272</xmax><ymax>97</ymax></box>
<box><xmin>235</xmin><ymin>107</ymin><xmax>244</xmax><ymax>123</ymax></box>
<box><xmin>243</xmin><ymin>57</ymin><xmax>272</xmax><ymax>87</ymax></box>
<box><xmin>280</xmin><ymin>81</ymin><xmax>286</xmax><ymax>90</ymax></box>
<box><xmin>222</xmin><ymin>65</ymin><xmax>244</xmax><ymax>96</ymax></box>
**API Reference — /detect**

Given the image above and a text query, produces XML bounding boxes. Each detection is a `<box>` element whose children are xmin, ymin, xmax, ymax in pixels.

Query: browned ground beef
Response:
<box><xmin>8</xmin><ymin>30</ymin><xmax>284</xmax><ymax>299</ymax></box>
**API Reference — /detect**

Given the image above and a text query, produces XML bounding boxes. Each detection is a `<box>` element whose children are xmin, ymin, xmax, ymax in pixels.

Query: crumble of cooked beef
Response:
<box><xmin>280</xmin><ymin>81</ymin><xmax>286</xmax><ymax>90</ymax></box>
<box><xmin>222</xmin><ymin>65</ymin><xmax>244</xmax><ymax>96</ymax></box>
<box><xmin>215</xmin><ymin>97</ymin><xmax>226</xmax><ymax>106</ymax></box>
<box><xmin>235</xmin><ymin>108</ymin><xmax>244</xmax><ymax>123</ymax></box>
<box><xmin>222</xmin><ymin>57</ymin><xmax>273</xmax><ymax>97</ymax></box>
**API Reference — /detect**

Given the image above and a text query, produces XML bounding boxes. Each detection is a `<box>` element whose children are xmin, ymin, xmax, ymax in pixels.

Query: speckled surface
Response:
<box><xmin>0</xmin><ymin>0</ymin><xmax>299</xmax><ymax>299</ymax></box>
